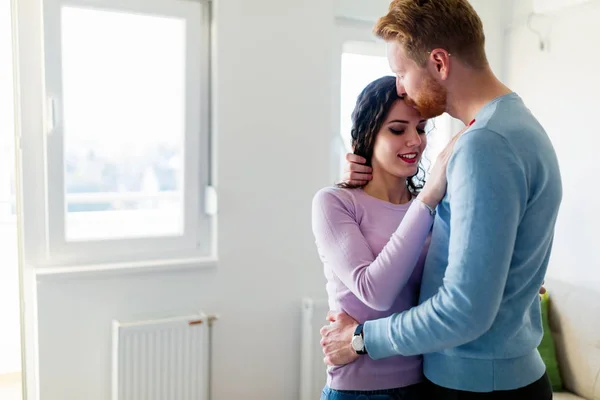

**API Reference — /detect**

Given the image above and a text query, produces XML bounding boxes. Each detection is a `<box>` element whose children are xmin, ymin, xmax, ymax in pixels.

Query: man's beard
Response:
<box><xmin>405</xmin><ymin>74</ymin><xmax>447</xmax><ymax>119</ymax></box>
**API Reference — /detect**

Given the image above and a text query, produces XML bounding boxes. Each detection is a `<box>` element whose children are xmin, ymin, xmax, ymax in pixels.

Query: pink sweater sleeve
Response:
<box><xmin>311</xmin><ymin>189</ymin><xmax>434</xmax><ymax>311</ymax></box>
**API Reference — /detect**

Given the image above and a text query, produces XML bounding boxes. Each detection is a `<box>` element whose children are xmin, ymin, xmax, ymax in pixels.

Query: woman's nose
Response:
<box><xmin>406</xmin><ymin>129</ymin><xmax>422</xmax><ymax>147</ymax></box>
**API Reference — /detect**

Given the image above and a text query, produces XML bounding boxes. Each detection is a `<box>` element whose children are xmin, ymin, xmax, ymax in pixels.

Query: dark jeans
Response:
<box><xmin>320</xmin><ymin>382</ymin><xmax>426</xmax><ymax>400</ymax></box>
<box><xmin>425</xmin><ymin>372</ymin><xmax>553</xmax><ymax>400</ymax></box>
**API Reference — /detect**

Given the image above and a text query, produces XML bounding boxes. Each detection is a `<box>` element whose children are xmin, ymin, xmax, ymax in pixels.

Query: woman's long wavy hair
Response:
<box><xmin>338</xmin><ymin>75</ymin><xmax>426</xmax><ymax>196</ymax></box>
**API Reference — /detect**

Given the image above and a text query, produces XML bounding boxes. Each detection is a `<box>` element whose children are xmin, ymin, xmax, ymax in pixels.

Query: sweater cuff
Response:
<box><xmin>364</xmin><ymin>316</ymin><xmax>402</xmax><ymax>360</ymax></box>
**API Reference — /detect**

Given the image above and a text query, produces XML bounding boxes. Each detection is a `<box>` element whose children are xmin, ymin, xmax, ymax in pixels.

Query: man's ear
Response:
<box><xmin>429</xmin><ymin>48</ymin><xmax>451</xmax><ymax>80</ymax></box>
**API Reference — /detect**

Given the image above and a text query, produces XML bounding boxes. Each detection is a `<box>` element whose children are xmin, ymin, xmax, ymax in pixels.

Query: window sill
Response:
<box><xmin>33</xmin><ymin>256</ymin><xmax>218</xmax><ymax>281</ymax></box>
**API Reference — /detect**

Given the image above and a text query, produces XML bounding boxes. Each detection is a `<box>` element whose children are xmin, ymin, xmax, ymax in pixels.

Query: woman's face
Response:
<box><xmin>371</xmin><ymin>99</ymin><xmax>427</xmax><ymax>180</ymax></box>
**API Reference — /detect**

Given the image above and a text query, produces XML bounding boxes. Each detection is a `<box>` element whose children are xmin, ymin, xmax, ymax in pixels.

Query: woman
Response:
<box><xmin>311</xmin><ymin>75</ymin><xmax>463</xmax><ymax>400</ymax></box>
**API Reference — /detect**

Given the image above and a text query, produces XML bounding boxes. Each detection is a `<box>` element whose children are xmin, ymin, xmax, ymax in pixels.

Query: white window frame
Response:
<box><xmin>16</xmin><ymin>0</ymin><xmax>216</xmax><ymax>273</ymax></box>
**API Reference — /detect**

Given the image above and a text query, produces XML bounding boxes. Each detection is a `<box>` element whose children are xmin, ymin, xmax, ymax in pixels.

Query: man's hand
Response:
<box><xmin>342</xmin><ymin>154</ymin><xmax>372</xmax><ymax>186</ymax></box>
<box><xmin>320</xmin><ymin>311</ymin><xmax>360</xmax><ymax>366</ymax></box>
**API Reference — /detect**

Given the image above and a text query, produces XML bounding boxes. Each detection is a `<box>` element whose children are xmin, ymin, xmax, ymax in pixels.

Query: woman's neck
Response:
<box><xmin>363</xmin><ymin>170</ymin><xmax>412</xmax><ymax>205</ymax></box>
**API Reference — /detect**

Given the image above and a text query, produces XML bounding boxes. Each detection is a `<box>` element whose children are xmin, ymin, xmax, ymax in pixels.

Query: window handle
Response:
<box><xmin>45</xmin><ymin>95</ymin><xmax>58</xmax><ymax>135</ymax></box>
<box><xmin>204</xmin><ymin>185</ymin><xmax>217</xmax><ymax>216</ymax></box>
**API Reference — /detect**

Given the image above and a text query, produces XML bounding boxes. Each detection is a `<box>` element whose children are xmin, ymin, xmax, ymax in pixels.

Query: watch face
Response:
<box><xmin>351</xmin><ymin>335</ymin><xmax>364</xmax><ymax>351</ymax></box>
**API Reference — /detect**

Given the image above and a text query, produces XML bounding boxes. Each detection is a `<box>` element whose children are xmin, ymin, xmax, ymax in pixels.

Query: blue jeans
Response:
<box><xmin>321</xmin><ymin>383</ymin><xmax>426</xmax><ymax>400</ymax></box>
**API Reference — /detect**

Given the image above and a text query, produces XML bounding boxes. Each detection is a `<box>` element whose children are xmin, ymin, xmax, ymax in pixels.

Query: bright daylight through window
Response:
<box><xmin>60</xmin><ymin>7</ymin><xmax>186</xmax><ymax>241</ymax></box>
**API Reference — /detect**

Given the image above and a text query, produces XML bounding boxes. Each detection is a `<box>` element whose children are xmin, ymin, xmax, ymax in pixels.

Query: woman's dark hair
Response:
<box><xmin>337</xmin><ymin>75</ymin><xmax>426</xmax><ymax>196</ymax></box>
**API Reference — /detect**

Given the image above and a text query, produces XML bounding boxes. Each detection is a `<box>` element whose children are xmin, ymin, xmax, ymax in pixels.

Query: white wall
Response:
<box><xmin>0</xmin><ymin>0</ymin><xmax>21</xmax><ymax>377</ymax></box>
<box><xmin>334</xmin><ymin>0</ymin><xmax>391</xmax><ymax>22</ymax></box>
<box><xmin>0</xmin><ymin>227</ymin><xmax>20</xmax><ymax>375</ymax></box>
<box><xmin>34</xmin><ymin>1</ymin><xmax>510</xmax><ymax>399</ymax></box>
<box><xmin>504</xmin><ymin>0</ymin><xmax>600</xmax><ymax>288</ymax></box>
<box><xmin>36</xmin><ymin>1</ymin><xmax>333</xmax><ymax>399</ymax></box>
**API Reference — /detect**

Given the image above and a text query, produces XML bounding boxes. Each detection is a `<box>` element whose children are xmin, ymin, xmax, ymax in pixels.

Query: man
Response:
<box><xmin>320</xmin><ymin>1</ymin><xmax>562</xmax><ymax>399</ymax></box>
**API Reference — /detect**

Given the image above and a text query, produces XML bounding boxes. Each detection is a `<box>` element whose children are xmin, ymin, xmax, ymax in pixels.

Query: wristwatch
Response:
<box><xmin>351</xmin><ymin>324</ymin><xmax>367</xmax><ymax>354</ymax></box>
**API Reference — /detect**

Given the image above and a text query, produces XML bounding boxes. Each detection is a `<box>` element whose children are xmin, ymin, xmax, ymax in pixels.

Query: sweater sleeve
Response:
<box><xmin>363</xmin><ymin>130</ymin><xmax>527</xmax><ymax>358</ymax></box>
<box><xmin>311</xmin><ymin>188</ymin><xmax>434</xmax><ymax>311</ymax></box>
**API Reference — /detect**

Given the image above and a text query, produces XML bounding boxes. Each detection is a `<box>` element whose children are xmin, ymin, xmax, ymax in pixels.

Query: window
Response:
<box><xmin>18</xmin><ymin>0</ymin><xmax>214</xmax><ymax>271</ymax></box>
<box><xmin>334</xmin><ymin>20</ymin><xmax>455</xmax><ymax>182</ymax></box>
<box><xmin>339</xmin><ymin>42</ymin><xmax>392</xmax><ymax>154</ymax></box>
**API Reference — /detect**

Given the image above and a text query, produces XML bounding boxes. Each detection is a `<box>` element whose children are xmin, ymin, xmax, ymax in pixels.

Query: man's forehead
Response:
<box><xmin>386</xmin><ymin>42</ymin><xmax>409</xmax><ymax>71</ymax></box>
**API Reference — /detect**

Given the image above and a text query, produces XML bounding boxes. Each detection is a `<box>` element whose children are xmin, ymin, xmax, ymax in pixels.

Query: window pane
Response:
<box><xmin>60</xmin><ymin>6</ymin><xmax>186</xmax><ymax>241</ymax></box>
<box><xmin>339</xmin><ymin>47</ymin><xmax>391</xmax><ymax>179</ymax></box>
<box><xmin>340</xmin><ymin>50</ymin><xmax>391</xmax><ymax>152</ymax></box>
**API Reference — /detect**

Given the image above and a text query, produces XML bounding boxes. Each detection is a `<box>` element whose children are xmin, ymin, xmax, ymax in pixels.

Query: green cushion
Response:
<box><xmin>538</xmin><ymin>292</ymin><xmax>564</xmax><ymax>392</ymax></box>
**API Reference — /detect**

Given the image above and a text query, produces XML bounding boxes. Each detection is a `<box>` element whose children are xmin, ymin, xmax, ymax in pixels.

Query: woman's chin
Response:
<box><xmin>395</xmin><ymin>164</ymin><xmax>419</xmax><ymax>178</ymax></box>
<box><xmin>378</xmin><ymin>161</ymin><xmax>420</xmax><ymax>180</ymax></box>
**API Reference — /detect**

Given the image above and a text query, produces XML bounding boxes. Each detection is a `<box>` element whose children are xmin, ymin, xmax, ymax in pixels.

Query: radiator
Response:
<box><xmin>300</xmin><ymin>298</ymin><xmax>330</xmax><ymax>400</ymax></box>
<box><xmin>111</xmin><ymin>313</ymin><xmax>217</xmax><ymax>400</ymax></box>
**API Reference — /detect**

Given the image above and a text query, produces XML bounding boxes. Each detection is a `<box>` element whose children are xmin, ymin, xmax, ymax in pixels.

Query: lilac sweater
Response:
<box><xmin>311</xmin><ymin>187</ymin><xmax>434</xmax><ymax>390</ymax></box>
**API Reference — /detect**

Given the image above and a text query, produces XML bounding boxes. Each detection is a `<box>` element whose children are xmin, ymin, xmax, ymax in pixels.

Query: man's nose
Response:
<box><xmin>396</xmin><ymin>77</ymin><xmax>406</xmax><ymax>97</ymax></box>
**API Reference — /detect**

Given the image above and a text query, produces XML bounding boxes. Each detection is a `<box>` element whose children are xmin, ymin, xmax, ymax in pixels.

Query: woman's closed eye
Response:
<box><xmin>389</xmin><ymin>128</ymin><xmax>405</xmax><ymax>135</ymax></box>
<box><xmin>389</xmin><ymin>126</ymin><xmax>426</xmax><ymax>135</ymax></box>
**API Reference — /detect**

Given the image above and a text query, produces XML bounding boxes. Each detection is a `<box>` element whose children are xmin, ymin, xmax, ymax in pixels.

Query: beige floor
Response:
<box><xmin>0</xmin><ymin>373</ymin><xmax>22</xmax><ymax>400</ymax></box>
